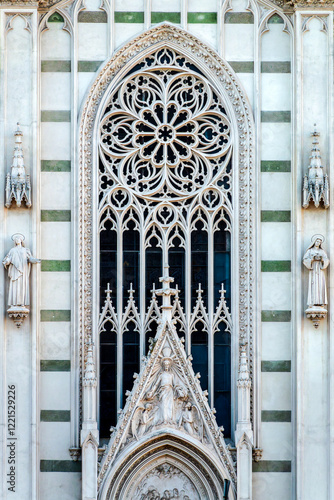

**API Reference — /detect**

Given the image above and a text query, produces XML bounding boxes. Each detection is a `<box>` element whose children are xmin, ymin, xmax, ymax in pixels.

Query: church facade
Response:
<box><xmin>0</xmin><ymin>0</ymin><xmax>334</xmax><ymax>498</ymax></box>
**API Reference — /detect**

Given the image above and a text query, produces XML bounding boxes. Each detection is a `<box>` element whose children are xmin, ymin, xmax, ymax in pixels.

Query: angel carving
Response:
<box><xmin>178</xmin><ymin>402</ymin><xmax>203</xmax><ymax>441</ymax></box>
<box><xmin>132</xmin><ymin>403</ymin><xmax>157</xmax><ymax>440</ymax></box>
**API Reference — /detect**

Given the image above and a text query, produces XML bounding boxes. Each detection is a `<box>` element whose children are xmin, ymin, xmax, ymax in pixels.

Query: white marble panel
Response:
<box><xmin>253</xmin><ymin>473</ymin><xmax>291</xmax><ymax>500</ymax></box>
<box><xmin>39</xmin><ymin>473</ymin><xmax>81</xmax><ymax>500</ymax></box>
<box><xmin>114</xmin><ymin>24</ymin><xmax>144</xmax><ymax>50</ymax></box>
<box><xmin>261</xmin><ymin>173</ymin><xmax>291</xmax><ymax>210</ymax></box>
<box><xmin>41</xmin><ymin>173</ymin><xmax>71</xmax><ymax>210</ymax></box>
<box><xmin>78</xmin><ymin>23</ymin><xmax>107</xmax><ymax>61</ymax></box>
<box><xmin>261</xmin><ymin>423</ymin><xmax>292</xmax><ymax>460</ymax></box>
<box><xmin>41</xmin><ymin>73</ymin><xmax>71</xmax><ymax>111</ymax></box>
<box><xmin>152</xmin><ymin>0</ymin><xmax>180</xmax><ymax>10</ymax></box>
<box><xmin>40</xmin><ymin>273</ymin><xmax>71</xmax><ymax>310</ymax></box>
<box><xmin>115</xmin><ymin>0</ymin><xmax>144</xmax><ymax>9</ymax></box>
<box><xmin>261</xmin><ymin>74</ymin><xmax>291</xmax><ymax>111</ymax></box>
<box><xmin>237</xmin><ymin>73</ymin><xmax>254</xmax><ymax>109</ymax></box>
<box><xmin>188</xmin><ymin>0</ymin><xmax>217</xmax><ymax>10</ymax></box>
<box><xmin>262</xmin><ymin>373</ymin><xmax>291</xmax><ymax>410</ymax></box>
<box><xmin>261</xmin><ymin>123</ymin><xmax>291</xmax><ymax>161</ymax></box>
<box><xmin>41</xmin><ymin>123</ymin><xmax>71</xmax><ymax>160</ymax></box>
<box><xmin>41</xmin><ymin>222</ymin><xmax>71</xmax><ymax>260</ymax></box>
<box><xmin>41</xmin><ymin>24</ymin><xmax>71</xmax><ymax>60</ymax></box>
<box><xmin>261</xmin><ymin>222</ymin><xmax>291</xmax><ymax>261</ymax></box>
<box><xmin>188</xmin><ymin>24</ymin><xmax>217</xmax><ymax>50</ymax></box>
<box><xmin>40</xmin><ymin>372</ymin><xmax>71</xmax><ymax>409</ymax></box>
<box><xmin>262</xmin><ymin>272</ymin><xmax>291</xmax><ymax>310</ymax></box>
<box><xmin>262</xmin><ymin>323</ymin><xmax>291</xmax><ymax>361</ymax></box>
<box><xmin>78</xmin><ymin>73</ymin><xmax>97</xmax><ymax>106</ymax></box>
<box><xmin>40</xmin><ymin>322</ymin><xmax>71</xmax><ymax>360</ymax></box>
<box><xmin>261</xmin><ymin>25</ymin><xmax>291</xmax><ymax>62</ymax></box>
<box><xmin>85</xmin><ymin>0</ymin><xmax>101</xmax><ymax>9</ymax></box>
<box><xmin>224</xmin><ymin>25</ymin><xmax>254</xmax><ymax>61</ymax></box>
<box><xmin>39</xmin><ymin>422</ymin><xmax>71</xmax><ymax>459</ymax></box>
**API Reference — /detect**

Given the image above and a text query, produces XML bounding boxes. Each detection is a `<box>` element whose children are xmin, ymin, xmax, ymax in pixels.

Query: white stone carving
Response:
<box><xmin>302</xmin><ymin>127</ymin><xmax>329</xmax><ymax>209</ymax></box>
<box><xmin>98</xmin><ymin>275</ymin><xmax>236</xmax><ymax>495</ymax></box>
<box><xmin>133</xmin><ymin>464</ymin><xmax>200</xmax><ymax>500</ymax></box>
<box><xmin>5</xmin><ymin>123</ymin><xmax>32</xmax><ymax>209</ymax></box>
<box><xmin>3</xmin><ymin>234</ymin><xmax>41</xmax><ymax>327</ymax></box>
<box><xmin>303</xmin><ymin>235</ymin><xmax>329</xmax><ymax>328</ymax></box>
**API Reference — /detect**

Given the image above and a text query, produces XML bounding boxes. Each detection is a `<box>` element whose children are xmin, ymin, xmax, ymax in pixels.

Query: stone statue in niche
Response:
<box><xmin>303</xmin><ymin>235</ymin><xmax>329</xmax><ymax>328</ymax></box>
<box><xmin>130</xmin><ymin>345</ymin><xmax>203</xmax><ymax>442</ymax></box>
<box><xmin>3</xmin><ymin>234</ymin><xmax>41</xmax><ymax>327</ymax></box>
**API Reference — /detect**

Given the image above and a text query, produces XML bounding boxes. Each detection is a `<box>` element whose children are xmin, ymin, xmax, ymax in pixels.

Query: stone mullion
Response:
<box><xmin>116</xmin><ymin>218</ymin><xmax>123</xmax><ymax>412</ymax></box>
<box><xmin>207</xmin><ymin>220</ymin><xmax>214</xmax><ymax>408</ymax></box>
<box><xmin>185</xmin><ymin>225</ymin><xmax>191</xmax><ymax>356</ymax></box>
<box><xmin>139</xmin><ymin>225</ymin><xmax>146</xmax><ymax>363</ymax></box>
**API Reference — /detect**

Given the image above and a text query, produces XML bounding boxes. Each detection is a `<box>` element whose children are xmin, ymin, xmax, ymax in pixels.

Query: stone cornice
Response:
<box><xmin>0</xmin><ymin>0</ymin><xmax>61</xmax><ymax>8</ymax></box>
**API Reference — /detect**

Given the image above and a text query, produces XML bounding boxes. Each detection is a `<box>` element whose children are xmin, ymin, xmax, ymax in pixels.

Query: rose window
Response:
<box><xmin>100</xmin><ymin>70</ymin><xmax>232</xmax><ymax>199</ymax></box>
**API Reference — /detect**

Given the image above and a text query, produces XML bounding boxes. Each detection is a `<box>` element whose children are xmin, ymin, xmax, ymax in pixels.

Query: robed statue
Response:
<box><xmin>303</xmin><ymin>235</ymin><xmax>329</xmax><ymax>327</ymax></box>
<box><xmin>3</xmin><ymin>234</ymin><xmax>40</xmax><ymax>326</ymax></box>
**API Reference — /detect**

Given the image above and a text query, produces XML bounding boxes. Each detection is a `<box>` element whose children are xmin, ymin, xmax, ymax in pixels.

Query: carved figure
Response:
<box><xmin>303</xmin><ymin>235</ymin><xmax>329</xmax><ymax>328</ymax></box>
<box><xmin>3</xmin><ymin>234</ymin><xmax>40</xmax><ymax>326</ymax></box>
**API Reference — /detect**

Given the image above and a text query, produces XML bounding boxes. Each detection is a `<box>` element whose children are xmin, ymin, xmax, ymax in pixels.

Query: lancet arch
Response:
<box><xmin>78</xmin><ymin>22</ymin><xmax>256</xmax><ymax>491</ymax></box>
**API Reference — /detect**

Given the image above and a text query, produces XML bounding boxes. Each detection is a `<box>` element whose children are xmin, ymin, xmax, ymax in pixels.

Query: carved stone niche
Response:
<box><xmin>5</xmin><ymin>123</ymin><xmax>31</xmax><ymax>209</ymax></box>
<box><xmin>302</xmin><ymin>126</ymin><xmax>329</xmax><ymax>209</ymax></box>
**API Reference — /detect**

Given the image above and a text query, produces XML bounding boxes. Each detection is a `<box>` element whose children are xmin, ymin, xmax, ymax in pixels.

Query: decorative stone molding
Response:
<box><xmin>269</xmin><ymin>0</ymin><xmax>334</xmax><ymax>8</ymax></box>
<box><xmin>302</xmin><ymin>15</ymin><xmax>328</xmax><ymax>33</ymax></box>
<box><xmin>302</xmin><ymin>127</ymin><xmax>329</xmax><ymax>208</ymax></box>
<box><xmin>5</xmin><ymin>123</ymin><xmax>32</xmax><ymax>209</ymax></box>
<box><xmin>5</xmin><ymin>13</ymin><xmax>32</xmax><ymax>33</ymax></box>
<box><xmin>78</xmin><ymin>21</ymin><xmax>255</xmax><ymax>440</ymax></box>
<box><xmin>303</xmin><ymin>235</ymin><xmax>329</xmax><ymax>328</ymax></box>
<box><xmin>252</xmin><ymin>448</ymin><xmax>263</xmax><ymax>462</ymax></box>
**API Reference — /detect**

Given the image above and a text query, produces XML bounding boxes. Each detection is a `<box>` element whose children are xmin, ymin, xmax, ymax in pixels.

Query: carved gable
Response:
<box><xmin>98</xmin><ymin>318</ymin><xmax>236</xmax><ymax>496</ymax></box>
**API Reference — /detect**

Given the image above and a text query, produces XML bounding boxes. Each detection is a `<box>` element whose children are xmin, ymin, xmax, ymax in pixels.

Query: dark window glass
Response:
<box><xmin>123</xmin><ymin>324</ymin><xmax>140</xmax><ymax>400</ymax></box>
<box><xmin>146</xmin><ymin>235</ymin><xmax>162</xmax><ymax>306</ymax></box>
<box><xmin>191</xmin><ymin>323</ymin><xmax>208</xmax><ymax>391</ymax></box>
<box><xmin>214</xmin><ymin>329</ymin><xmax>231</xmax><ymax>436</ymax></box>
<box><xmin>123</xmin><ymin>220</ymin><xmax>139</xmax><ymax>305</ymax></box>
<box><xmin>169</xmin><ymin>235</ymin><xmax>185</xmax><ymax>307</ymax></box>
<box><xmin>100</xmin><ymin>326</ymin><xmax>117</xmax><ymax>437</ymax></box>
<box><xmin>100</xmin><ymin>220</ymin><xmax>117</xmax><ymax>307</ymax></box>
<box><xmin>214</xmin><ymin>221</ymin><xmax>231</xmax><ymax>309</ymax></box>
<box><xmin>191</xmin><ymin>220</ymin><xmax>208</xmax><ymax>307</ymax></box>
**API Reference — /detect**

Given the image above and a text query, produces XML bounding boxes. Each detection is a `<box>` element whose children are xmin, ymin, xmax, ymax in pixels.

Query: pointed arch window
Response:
<box><xmin>98</xmin><ymin>48</ymin><xmax>233</xmax><ymax>439</ymax></box>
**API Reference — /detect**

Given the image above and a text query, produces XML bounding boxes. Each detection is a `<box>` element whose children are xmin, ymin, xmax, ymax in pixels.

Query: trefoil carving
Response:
<box><xmin>302</xmin><ymin>126</ymin><xmax>329</xmax><ymax>209</ymax></box>
<box><xmin>5</xmin><ymin>123</ymin><xmax>32</xmax><ymax>209</ymax></box>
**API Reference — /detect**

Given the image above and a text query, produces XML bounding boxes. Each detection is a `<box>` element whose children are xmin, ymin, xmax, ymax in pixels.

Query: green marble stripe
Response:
<box><xmin>41</xmin><ymin>210</ymin><xmax>71</xmax><ymax>222</ymax></box>
<box><xmin>225</xmin><ymin>12</ymin><xmax>254</xmax><ymax>24</ymax></box>
<box><xmin>268</xmin><ymin>13</ymin><xmax>284</xmax><ymax>23</ymax></box>
<box><xmin>78</xmin><ymin>11</ymin><xmax>107</xmax><ymax>22</ymax></box>
<box><xmin>78</xmin><ymin>60</ymin><xmax>104</xmax><ymax>72</ymax></box>
<box><xmin>261</xmin><ymin>111</ymin><xmax>291</xmax><ymax>123</ymax></box>
<box><xmin>228</xmin><ymin>61</ymin><xmax>254</xmax><ymax>73</ymax></box>
<box><xmin>48</xmin><ymin>12</ymin><xmax>64</xmax><ymax>22</ymax></box>
<box><xmin>114</xmin><ymin>11</ymin><xmax>144</xmax><ymax>23</ymax></box>
<box><xmin>41</xmin><ymin>111</ymin><xmax>71</xmax><ymax>123</ymax></box>
<box><xmin>41</xmin><ymin>260</ymin><xmax>71</xmax><ymax>272</ymax></box>
<box><xmin>188</xmin><ymin>12</ymin><xmax>217</xmax><ymax>23</ymax></box>
<box><xmin>41</xmin><ymin>60</ymin><xmax>71</xmax><ymax>72</ymax></box>
<box><xmin>151</xmin><ymin>12</ymin><xmax>181</xmax><ymax>23</ymax></box>
<box><xmin>262</xmin><ymin>410</ymin><xmax>291</xmax><ymax>422</ymax></box>
<box><xmin>261</xmin><ymin>360</ymin><xmax>291</xmax><ymax>372</ymax></box>
<box><xmin>40</xmin><ymin>360</ymin><xmax>71</xmax><ymax>371</ymax></box>
<box><xmin>40</xmin><ymin>410</ymin><xmax>70</xmax><ymax>422</ymax></box>
<box><xmin>261</xmin><ymin>310</ymin><xmax>291</xmax><ymax>322</ymax></box>
<box><xmin>41</xmin><ymin>160</ymin><xmax>71</xmax><ymax>172</ymax></box>
<box><xmin>261</xmin><ymin>211</ymin><xmax>291</xmax><ymax>222</ymax></box>
<box><xmin>261</xmin><ymin>261</ymin><xmax>291</xmax><ymax>272</ymax></box>
<box><xmin>253</xmin><ymin>460</ymin><xmax>291</xmax><ymax>473</ymax></box>
<box><xmin>261</xmin><ymin>161</ymin><xmax>291</xmax><ymax>172</ymax></box>
<box><xmin>40</xmin><ymin>310</ymin><xmax>71</xmax><ymax>322</ymax></box>
<box><xmin>40</xmin><ymin>460</ymin><xmax>81</xmax><ymax>472</ymax></box>
<box><xmin>261</xmin><ymin>61</ymin><xmax>291</xmax><ymax>73</ymax></box>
